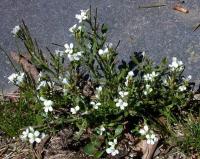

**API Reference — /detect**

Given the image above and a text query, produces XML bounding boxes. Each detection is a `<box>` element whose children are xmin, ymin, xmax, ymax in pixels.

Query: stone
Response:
<box><xmin>0</xmin><ymin>0</ymin><xmax>200</xmax><ymax>89</ymax></box>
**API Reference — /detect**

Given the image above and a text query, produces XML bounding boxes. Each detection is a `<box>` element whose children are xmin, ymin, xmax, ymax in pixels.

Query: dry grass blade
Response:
<box><xmin>0</xmin><ymin>145</ymin><xmax>8</xmax><ymax>157</ymax></box>
<box><xmin>193</xmin><ymin>23</ymin><xmax>200</xmax><ymax>32</ymax></box>
<box><xmin>138</xmin><ymin>3</ymin><xmax>166</xmax><ymax>9</ymax></box>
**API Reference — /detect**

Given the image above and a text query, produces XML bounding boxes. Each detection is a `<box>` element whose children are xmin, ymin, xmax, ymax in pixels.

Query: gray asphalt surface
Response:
<box><xmin>1</xmin><ymin>0</ymin><xmax>200</xmax><ymax>89</ymax></box>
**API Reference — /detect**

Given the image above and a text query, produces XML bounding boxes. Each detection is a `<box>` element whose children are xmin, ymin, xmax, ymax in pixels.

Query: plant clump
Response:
<box><xmin>0</xmin><ymin>7</ymin><xmax>200</xmax><ymax>159</ymax></box>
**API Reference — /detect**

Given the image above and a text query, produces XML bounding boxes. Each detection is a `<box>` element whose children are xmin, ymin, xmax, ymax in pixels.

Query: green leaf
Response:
<box><xmin>115</xmin><ymin>125</ymin><xmax>123</xmax><ymax>137</ymax></box>
<box><xmin>101</xmin><ymin>24</ymin><xmax>108</xmax><ymax>34</ymax></box>
<box><xmin>131</xmin><ymin>54</ymin><xmax>140</xmax><ymax>65</ymax></box>
<box><xmin>108</xmin><ymin>123</ymin><xmax>115</xmax><ymax>127</ymax></box>
<box><xmin>161</xmin><ymin>57</ymin><xmax>168</xmax><ymax>65</ymax></box>
<box><xmin>92</xmin><ymin>40</ymin><xmax>97</xmax><ymax>54</ymax></box>
<box><xmin>36</xmin><ymin>114</ymin><xmax>44</xmax><ymax>125</ymax></box>
<box><xmin>92</xmin><ymin>138</ymin><xmax>101</xmax><ymax>147</ymax></box>
<box><xmin>83</xmin><ymin>142</ymin><xmax>97</xmax><ymax>156</ymax></box>
<box><xmin>83</xmin><ymin>137</ymin><xmax>102</xmax><ymax>157</ymax></box>
<box><xmin>95</xmin><ymin>151</ymin><xmax>104</xmax><ymax>158</ymax></box>
<box><xmin>74</xmin><ymin>120</ymin><xmax>88</xmax><ymax>140</ymax></box>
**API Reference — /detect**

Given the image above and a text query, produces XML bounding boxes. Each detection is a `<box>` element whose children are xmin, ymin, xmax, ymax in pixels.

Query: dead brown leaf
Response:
<box><xmin>11</xmin><ymin>52</ymin><xmax>39</xmax><ymax>81</ymax></box>
<box><xmin>34</xmin><ymin>135</ymin><xmax>51</xmax><ymax>159</ymax></box>
<box><xmin>135</xmin><ymin>138</ymin><xmax>159</xmax><ymax>159</ymax></box>
<box><xmin>173</xmin><ymin>4</ymin><xmax>189</xmax><ymax>13</ymax></box>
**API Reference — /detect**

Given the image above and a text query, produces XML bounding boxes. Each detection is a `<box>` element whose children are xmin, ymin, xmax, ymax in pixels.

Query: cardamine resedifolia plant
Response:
<box><xmin>1</xmin><ymin>8</ymin><xmax>197</xmax><ymax>158</ymax></box>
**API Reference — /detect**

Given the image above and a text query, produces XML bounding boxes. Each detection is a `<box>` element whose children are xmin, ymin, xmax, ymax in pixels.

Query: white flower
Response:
<box><xmin>146</xmin><ymin>133</ymin><xmax>158</xmax><ymax>145</ymax></box>
<box><xmin>90</xmin><ymin>101</ymin><xmax>101</xmax><ymax>109</ymax></box>
<box><xmin>74</xmin><ymin>51</ymin><xmax>83</xmax><ymax>60</ymax></box>
<box><xmin>187</xmin><ymin>75</ymin><xmax>192</xmax><ymax>81</ymax></box>
<box><xmin>28</xmin><ymin>130</ymin><xmax>41</xmax><ymax>144</ymax></box>
<box><xmin>8</xmin><ymin>73</ymin><xmax>18</xmax><ymax>83</ymax></box>
<box><xmin>139</xmin><ymin>125</ymin><xmax>149</xmax><ymax>135</ymax></box>
<box><xmin>125</xmin><ymin>71</ymin><xmax>134</xmax><ymax>86</ymax></box>
<box><xmin>106</xmin><ymin>147</ymin><xmax>119</xmax><ymax>156</ymax></box>
<box><xmin>139</xmin><ymin>124</ymin><xmax>158</xmax><ymax>145</ymax></box>
<box><xmin>41</xmin><ymin>133</ymin><xmax>46</xmax><ymax>139</ymax></box>
<box><xmin>55</xmin><ymin>49</ymin><xmax>64</xmax><ymax>56</ymax></box>
<box><xmin>115</xmin><ymin>99</ymin><xmax>128</xmax><ymax>110</ymax></box>
<box><xmin>127</xmin><ymin>71</ymin><xmax>134</xmax><ymax>77</ymax></box>
<box><xmin>69</xmin><ymin>24</ymin><xmax>83</xmax><ymax>33</ymax></box>
<box><xmin>95</xmin><ymin>86</ymin><xmax>102</xmax><ymax>98</ymax></box>
<box><xmin>75</xmin><ymin>9</ymin><xmax>89</xmax><ymax>23</ymax></box>
<box><xmin>69</xmin><ymin>24</ymin><xmax>77</xmax><ymax>33</ymax></box>
<box><xmin>78</xmin><ymin>26</ymin><xmax>83</xmax><ymax>30</ymax></box>
<box><xmin>20</xmin><ymin>127</ymin><xmax>34</xmax><ymax>141</ymax></box>
<box><xmin>37</xmin><ymin>81</ymin><xmax>46</xmax><ymax>89</ymax></box>
<box><xmin>169</xmin><ymin>57</ymin><xmax>183</xmax><ymax>71</ymax></box>
<box><xmin>37</xmin><ymin>72</ymin><xmax>43</xmax><ymax>82</ymax></box>
<box><xmin>144</xmin><ymin>71</ymin><xmax>158</xmax><ymax>81</ymax></box>
<box><xmin>96</xmin><ymin>86</ymin><xmax>102</xmax><ymax>92</ymax></box>
<box><xmin>183</xmin><ymin>75</ymin><xmax>192</xmax><ymax>82</ymax></box>
<box><xmin>143</xmin><ymin>91</ymin><xmax>147</xmax><ymax>95</ymax></box>
<box><xmin>81</xmin><ymin>111</ymin><xmax>89</xmax><ymax>115</ymax></box>
<box><xmin>144</xmin><ymin>74</ymin><xmax>151</xmax><ymax>81</ymax></box>
<box><xmin>119</xmin><ymin>91</ymin><xmax>129</xmax><ymax>98</ymax></box>
<box><xmin>39</xmin><ymin>96</ymin><xmax>46</xmax><ymax>102</ymax></box>
<box><xmin>37</xmin><ymin>81</ymin><xmax>53</xmax><ymax>90</ymax></box>
<box><xmin>67</xmin><ymin>51</ymin><xmax>83</xmax><ymax>61</ymax></box>
<box><xmin>163</xmin><ymin>76</ymin><xmax>172</xmax><ymax>86</ymax></box>
<box><xmin>20</xmin><ymin>128</ymin><xmax>29</xmax><ymax>141</ymax></box>
<box><xmin>11</xmin><ymin>25</ymin><xmax>20</xmax><ymax>36</ymax></box>
<box><xmin>62</xmin><ymin>78</ymin><xmax>68</xmax><ymax>85</ymax></box>
<box><xmin>70</xmin><ymin>105</ymin><xmax>80</xmax><ymax>114</ymax></box>
<box><xmin>151</xmin><ymin>71</ymin><xmax>158</xmax><ymax>78</ymax></box>
<box><xmin>20</xmin><ymin>127</ymin><xmax>45</xmax><ymax>144</ymax></box>
<box><xmin>43</xmin><ymin>100</ymin><xmax>53</xmax><ymax>113</ymax></box>
<box><xmin>8</xmin><ymin>72</ymin><xmax>24</xmax><ymax>85</ymax></box>
<box><xmin>144</xmin><ymin>84</ymin><xmax>153</xmax><ymax>95</ymax></box>
<box><xmin>17</xmin><ymin>72</ymin><xmax>25</xmax><ymax>83</ymax></box>
<box><xmin>108</xmin><ymin>139</ymin><xmax>117</xmax><ymax>146</ymax></box>
<box><xmin>178</xmin><ymin>85</ymin><xmax>187</xmax><ymax>92</ymax></box>
<box><xmin>64</xmin><ymin>43</ymin><xmax>74</xmax><ymax>54</ymax></box>
<box><xmin>29</xmin><ymin>126</ymin><xmax>34</xmax><ymax>132</ymax></box>
<box><xmin>99</xmin><ymin>125</ymin><xmax>105</xmax><ymax>135</ymax></box>
<box><xmin>98</xmin><ymin>48</ymin><xmax>109</xmax><ymax>55</ymax></box>
<box><xmin>163</xmin><ymin>79</ymin><xmax>168</xmax><ymax>86</ymax></box>
<box><xmin>106</xmin><ymin>139</ymin><xmax>119</xmax><ymax>156</ymax></box>
<box><xmin>142</xmin><ymin>51</ymin><xmax>146</xmax><ymax>56</ymax></box>
<box><xmin>98</xmin><ymin>49</ymin><xmax>104</xmax><ymax>55</ymax></box>
<box><xmin>39</xmin><ymin>97</ymin><xmax>53</xmax><ymax>113</ymax></box>
<box><xmin>67</xmin><ymin>54</ymin><xmax>74</xmax><ymax>61</ymax></box>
